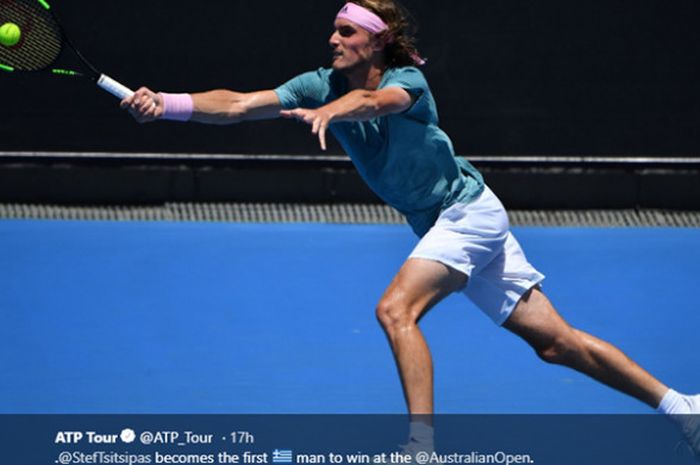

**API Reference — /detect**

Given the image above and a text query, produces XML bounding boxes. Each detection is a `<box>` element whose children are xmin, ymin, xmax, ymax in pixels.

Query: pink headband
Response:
<box><xmin>335</xmin><ymin>2</ymin><xmax>427</xmax><ymax>67</ymax></box>
<box><xmin>336</xmin><ymin>3</ymin><xmax>389</xmax><ymax>34</ymax></box>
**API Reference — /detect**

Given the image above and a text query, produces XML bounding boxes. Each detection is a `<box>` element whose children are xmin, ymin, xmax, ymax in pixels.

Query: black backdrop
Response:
<box><xmin>1</xmin><ymin>0</ymin><xmax>699</xmax><ymax>156</ymax></box>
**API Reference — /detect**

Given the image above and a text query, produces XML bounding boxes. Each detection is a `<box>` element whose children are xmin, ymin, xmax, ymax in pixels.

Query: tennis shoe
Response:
<box><xmin>399</xmin><ymin>440</ymin><xmax>441</xmax><ymax>465</ymax></box>
<box><xmin>676</xmin><ymin>394</ymin><xmax>700</xmax><ymax>461</ymax></box>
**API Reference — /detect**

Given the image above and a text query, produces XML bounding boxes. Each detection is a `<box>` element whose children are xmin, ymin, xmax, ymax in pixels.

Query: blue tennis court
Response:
<box><xmin>1</xmin><ymin>220</ymin><xmax>698</xmax><ymax>414</ymax></box>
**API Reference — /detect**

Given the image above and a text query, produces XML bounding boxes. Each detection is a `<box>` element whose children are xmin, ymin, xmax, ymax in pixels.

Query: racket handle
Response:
<box><xmin>97</xmin><ymin>74</ymin><xmax>134</xmax><ymax>99</ymax></box>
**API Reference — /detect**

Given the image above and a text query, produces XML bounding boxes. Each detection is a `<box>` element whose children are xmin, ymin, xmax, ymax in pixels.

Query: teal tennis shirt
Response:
<box><xmin>275</xmin><ymin>67</ymin><xmax>484</xmax><ymax>237</ymax></box>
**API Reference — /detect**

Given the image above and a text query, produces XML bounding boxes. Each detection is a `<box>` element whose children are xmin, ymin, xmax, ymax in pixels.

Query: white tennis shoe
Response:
<box><xmin>399</xmin><ymin>440</ymin><xmax>440</xmax><ymax>465</ymax></box>
<box><xmin>677</xmin><ymin>394</ymin><xmax>700</xmax><ymax>460</ymax></box>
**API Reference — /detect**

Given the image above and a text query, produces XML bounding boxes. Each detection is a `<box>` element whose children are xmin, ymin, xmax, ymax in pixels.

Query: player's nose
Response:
<box><xmin>329</xmin><ymin>30</ymin><xmax>341</xmax><ymax>47</ymax></box>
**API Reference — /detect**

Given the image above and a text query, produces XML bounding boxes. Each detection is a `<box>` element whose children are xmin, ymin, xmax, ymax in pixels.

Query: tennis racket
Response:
<box><xmin>0</xmin><ymin>0</ymin><xmax>133</xmax><ymax>99</ymax></box>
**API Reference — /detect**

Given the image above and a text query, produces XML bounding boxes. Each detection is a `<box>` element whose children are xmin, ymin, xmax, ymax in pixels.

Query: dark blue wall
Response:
<box><xmin>2</xmin><ymin>0</ymin><xmax>699</xmax><ymax>156</ymax></box>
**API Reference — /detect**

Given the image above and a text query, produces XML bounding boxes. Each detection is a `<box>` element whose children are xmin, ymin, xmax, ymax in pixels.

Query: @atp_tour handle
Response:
<box><xmin>97</xmin><ymin>74</ymin><xmax>134</xmax><ymax>99</ymax></box>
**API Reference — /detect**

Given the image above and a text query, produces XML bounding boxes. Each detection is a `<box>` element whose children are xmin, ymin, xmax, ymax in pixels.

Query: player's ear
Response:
<box><xmin>370</xmin><ymin>33</ymin><xmax>387</xmax><ymax>52</ymax></box>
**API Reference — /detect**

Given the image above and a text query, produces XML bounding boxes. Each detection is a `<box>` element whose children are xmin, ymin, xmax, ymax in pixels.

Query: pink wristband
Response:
<box><xmin>159</xmin><ymin>92</ymin><xmax>193</xmax><ymax>122</ymax></box>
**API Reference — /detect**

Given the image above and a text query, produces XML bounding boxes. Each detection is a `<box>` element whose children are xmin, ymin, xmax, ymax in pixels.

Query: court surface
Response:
<box><xmin>1</xmin><ymin>220</ymin><xmax>698</xmax><ymax>414</ymax></box>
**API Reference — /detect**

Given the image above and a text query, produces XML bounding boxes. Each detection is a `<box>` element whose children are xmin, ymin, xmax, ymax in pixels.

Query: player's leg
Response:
<box><xmin>382</xmin><ymin>185</ymin><xmax>512</xmax><ymax>416</ymax></box>
<box><xmin>503</xmin><ymin>287</ymin><xmax>669</xmax><ymax>407</ymax></box>
<box><xmin>503</xmin><ymin>287</ymin><xmax>700</xmax><ymax>456</ymax></box>
<box><xmin>458</xmin><ymin>187</ymin><xmax>678</xmax><ymax>409</ymax></box>
<box><xmin>376</xmin><ymin>257</ymin><xmax>468</xmax><ymax>416</ymax></box>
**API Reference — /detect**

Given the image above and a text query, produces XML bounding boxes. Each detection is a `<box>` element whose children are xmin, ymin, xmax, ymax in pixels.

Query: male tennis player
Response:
<box><xmin>122</xmin><ymin>0</ymin><xmax>699</xmax><ymax>455</ymax></box>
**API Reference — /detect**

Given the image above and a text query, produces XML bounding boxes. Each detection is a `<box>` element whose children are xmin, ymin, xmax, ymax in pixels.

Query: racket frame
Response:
<box><xmin>0</xmin><ymin>0</ymin><xmax>134</xmax><ymax>99</ymax></box>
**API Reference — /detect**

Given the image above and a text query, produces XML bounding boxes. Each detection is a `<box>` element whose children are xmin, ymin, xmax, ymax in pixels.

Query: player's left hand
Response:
<box><xmin>280</xmin><ymin>108</ymin><xmax>334</xmax><ymax>151</ymax></box>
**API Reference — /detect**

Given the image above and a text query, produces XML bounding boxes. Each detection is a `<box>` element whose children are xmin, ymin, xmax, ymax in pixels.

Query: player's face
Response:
<box><xmin>329</xmin><ymin>19</ymin><xmax>382</xmax><ymax>72</ymax></box>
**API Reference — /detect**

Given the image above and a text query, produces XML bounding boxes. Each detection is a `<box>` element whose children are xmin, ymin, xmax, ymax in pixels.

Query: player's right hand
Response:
<box><xmin>121</xmin><ymin>87</ymin><xmax>163</xmax><ymax>123</ymax></box>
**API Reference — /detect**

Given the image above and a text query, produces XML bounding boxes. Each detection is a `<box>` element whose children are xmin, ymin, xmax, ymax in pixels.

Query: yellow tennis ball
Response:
<box><xmin>0</xmin><ymin>22</ymin><xmax>21</xmax><ymax>47</ymax></box>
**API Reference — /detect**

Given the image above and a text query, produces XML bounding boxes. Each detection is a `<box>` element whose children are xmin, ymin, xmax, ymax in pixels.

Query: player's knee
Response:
<box><xmin>534</xmin><ymin>334</ymin><xmax>580</xmax><ymax>365</ymax></box>
<box><xmin>375</xmin><ymin>296</ymin><xmax>415</xmax><ymax>334</ymax></box>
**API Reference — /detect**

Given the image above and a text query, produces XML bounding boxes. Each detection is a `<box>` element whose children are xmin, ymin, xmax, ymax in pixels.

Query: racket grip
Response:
<box><xmin>97</xmin><ymin>74</ymin><xmax>134</xmax><ymax>99</ymax></box>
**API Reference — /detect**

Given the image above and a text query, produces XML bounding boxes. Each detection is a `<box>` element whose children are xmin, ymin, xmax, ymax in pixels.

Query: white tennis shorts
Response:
<box><xmin>409</xmin><ymin>185</ymin><xmax>545</xmax><ymax>326</ymax></box>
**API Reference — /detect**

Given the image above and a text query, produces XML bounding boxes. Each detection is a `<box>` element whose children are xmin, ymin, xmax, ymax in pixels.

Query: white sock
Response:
<box><xmin>409</xmin><ymin>421</ymin><xmax>434</xmax><ymax>445</ymax></box>
<box><xmin>657</xmin><ymin>389</ymin><xmax>693</xmax><ymax>416</ymax></box>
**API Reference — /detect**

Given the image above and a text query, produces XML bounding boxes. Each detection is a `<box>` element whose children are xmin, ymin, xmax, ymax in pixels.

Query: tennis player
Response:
<box><xmin>122</xmin><ymin>0</ymin><xmax>699</xmax><ymax>455</ymax></box>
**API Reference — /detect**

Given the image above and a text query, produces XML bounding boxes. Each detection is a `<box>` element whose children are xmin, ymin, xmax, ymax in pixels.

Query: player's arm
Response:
<box><xmin>280</xmin><ymin>87</ymin><xmax>414</xmax><ymax>150</ymax></box>
<box><xmin>191</xmin><ymin>90</ymin><xmax>283</xmax><ymax>125</ymax></box>
<box><xmin>315</xmin><ymin>87</ymin><xmax>413</xmax><ymax>121</ymax></box>
<box><xmin>121</xmin><ymin>88</ymin><xmax>283</xmax><ymax>125</ymax></box>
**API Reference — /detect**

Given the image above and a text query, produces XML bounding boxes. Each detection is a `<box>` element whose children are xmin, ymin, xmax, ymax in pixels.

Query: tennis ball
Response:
<box><xmin>0</xmin><ymin>22</ymin><xmax>21</xmax><ymax>47</ymax></box>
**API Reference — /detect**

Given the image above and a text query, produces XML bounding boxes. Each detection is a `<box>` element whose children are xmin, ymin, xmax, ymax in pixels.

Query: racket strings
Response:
<box><xmin>0</xmin><ymin>0</ymin><xmax>62</xmax><ymax>71</ymax></box>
